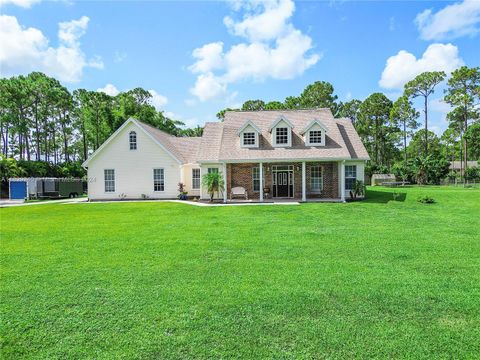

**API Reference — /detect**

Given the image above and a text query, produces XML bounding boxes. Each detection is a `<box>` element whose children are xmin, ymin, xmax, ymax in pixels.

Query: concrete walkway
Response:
<box><xmin>73</xmin><ymin>199</ymin><xmax>300</xmax><ymax>207</ymax></box>
<box><xmin>0</xmin><ymin>198</ymin><xmax>88</xmax><ymax>208</ymax></box>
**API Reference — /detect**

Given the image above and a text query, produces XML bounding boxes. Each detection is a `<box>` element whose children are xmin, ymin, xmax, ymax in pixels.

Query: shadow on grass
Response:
<box><xmin>364</xmin><ymin>189</ymin><xmax>407</xmax><ymax>203</ymax></box>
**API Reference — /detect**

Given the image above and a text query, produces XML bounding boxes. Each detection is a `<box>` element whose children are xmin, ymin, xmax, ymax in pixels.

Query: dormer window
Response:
<box><xmin>275</xmin><ymin>128</ymin><xmax>289</xmax><ymax>144</ymax></box>
<box><xmin>269</xmin><ymin>116</ymin><xmax>293</xmax><ymax>147</ymax></box>
<box><xmin>243</xmin><ymin>132</ymin><xmax>256</xmax><ymax>146</ymax></box>
<box><xmin>238</xmin><ymin>120</ymin><xmax>261</xmax><ymax>148</ymax></box>
<box><xmin>302</xmin><ymin>120</ymin><xmax>328</xmax><ymax>147</ymax></box>
<box><xmin>308</xmin><ymin>130</ymin><xmax>323</xmax><ymax>145</ymax></box>
<box><xmin>129</xmin><ymin>131</ymin><xmax>137</xmax><ymax>150</ymax></box>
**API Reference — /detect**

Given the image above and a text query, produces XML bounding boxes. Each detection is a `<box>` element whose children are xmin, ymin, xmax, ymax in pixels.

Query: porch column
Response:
<box><xmin>259</xmin><ymin>162</ymin><xmax>264</xmax><ymax>202</ymax></box>
<box><xmin>223</xmin><ymin>162</ymin><xmax>228</xmax><ymax>203</ymax></box>
<box><xmin>301</xmin><ymin>161</ymin><xmax>306</xmax><ymax>202</ymax></box>
<box><xmin>341</xmin><ymin>160</ymin><xmax>346</xmax><ymax>202</ymax></box>
<box><xmin>200</xmin><ymin>166</ymin><xmax>204</xmax><ymax>200</ymax></box>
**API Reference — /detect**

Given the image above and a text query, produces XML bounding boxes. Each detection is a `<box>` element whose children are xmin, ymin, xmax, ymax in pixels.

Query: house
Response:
<box><xmin>82</xmin><ymin>109</ymin><xmax>370</xmax><ymax>202</ymax></box>
<box><xmin>449</xmin><ymin>161</ymin><xmax>478</xmax><ymax>175</ymax></box>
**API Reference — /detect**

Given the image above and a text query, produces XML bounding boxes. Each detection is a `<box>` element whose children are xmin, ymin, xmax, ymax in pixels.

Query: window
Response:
<box><xmin>153</xmin><ymin>168</ymin><xmax>164</xmax><ymax>192</ymax></box>
<box><xmin>252</xmin><ymin>167</ymin><xmax>266</xmax><ymax>192</ymax></box>
<box><xmin>104</xmin><ymin>169</ymin><xmax>115</xmax><ymax>192</ymax></box>
<box><xmin>129</xmin><ymin>131</ymin><xmax>137</xmax><ymax>150</ymax></box>
<box><xmin>192</xmin><ymin>168</ymin><xmax>200</xmax><ymax>189</ymax></box>
<box><xmin>243</xmin><ymin>132</ymin><xmax>256</xmax><ymax>146</ymax></box>
<box><xmin>208</xmin><ymin>168</ymin><xmax>218</xmax><ymax>174</ymax></box>
<box><xmin>275</xmin><ymin>127</ymin><xmax>288</xmax><ymax>145</ymax></box>
<box><xmin>309</xmin><ymin>130</ymin><xmax>322</xmax><ymax>145</ymax></box>
<box><xmin>345</xmin><ymin>165</ymin><xmax>357</xmax><ymax>190</ymax></box>
<box><xmin>310</xmin><ymin>166</ymin><xmax>323</xmax><ymax>191</ymax></box>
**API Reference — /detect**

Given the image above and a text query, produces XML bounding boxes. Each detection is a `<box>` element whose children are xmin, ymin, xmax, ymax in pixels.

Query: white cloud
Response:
<box><xmin>223</xmin><ymin>0</ymin><xmax>295</xmax><ymax>42</ymax></box>
<box><xmin>379</xmin><ymin>43</ymin><xmax>464</xmax><ymax>89</ymax></box>
<box><xmin>190</xmin><ymin>72</ymin><xmax>227</xmax><ymax>102</ymax></box>
<box><xmin>97</xmin><ymin>83</ymin><xmax>120</xmax><ymax>96</ymax></box>
<box><xmin>148</xmin><ymin>90</ymin><xmax>168</xmax><ymax>110</ymax></box>
<box><xmin>0</xmin><ymin>15</ymin><xmax>103</xmax><ymax>82</ymax></box>
<box><xmin>189</xmin><ymin>0</ymin><xmax>319</xmax><ymax>102</ymax></box>
<box><xmin>0</xmin><ymin>0</ymin><xmax>40</xmax><ymax>8</ymax></box>
<box><xmin>415</xmin><ymin>0</ymin><xmax>480</xmax><ymax>40</ymax></box>
<box><xmin>188</xmin><ymin>42</ymin><xmax>224</xmax><ymax>74</ymax></box>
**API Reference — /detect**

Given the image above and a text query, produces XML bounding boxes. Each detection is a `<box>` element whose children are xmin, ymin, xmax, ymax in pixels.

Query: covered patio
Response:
<box><xmin>220</xmin><ymin>160</ymin><xmax>349</xmax><ymax>203</ymax></box>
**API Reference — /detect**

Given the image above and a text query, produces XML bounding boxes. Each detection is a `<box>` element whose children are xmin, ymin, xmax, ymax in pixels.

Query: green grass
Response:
<box><xmin>1</xmin><ymin>186</ymin><xmax>479</xmax><ymax>359</ymax></box>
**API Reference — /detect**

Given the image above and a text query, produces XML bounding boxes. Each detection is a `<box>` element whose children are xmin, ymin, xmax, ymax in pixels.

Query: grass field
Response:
<box><xmin>1</xmin><ymin>186</ymin><xmax>479</xmax><ymax>359</ymax></box>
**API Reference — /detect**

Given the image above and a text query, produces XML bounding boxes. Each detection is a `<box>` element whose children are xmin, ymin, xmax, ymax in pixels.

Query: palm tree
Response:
<box><xmin>202</xmin><ymin>172</ymin><xmax>224</xmax><ymax>202</ymax></box>
<box><xmin>413</xmin><ymin>155</ymin><xmax>433</xmax><ymax>185</ymax></box>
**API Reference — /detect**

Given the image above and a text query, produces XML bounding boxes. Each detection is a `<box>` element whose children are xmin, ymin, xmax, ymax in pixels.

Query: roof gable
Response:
<box><xmin>237</xmin><ymin>120</ymin><xmax>261</xmax><ymax>135</ymax></box>
<box><xmin>268</xmin><ymin>115</ymin><xmax>294</xmax><ymax>132</ymax></box>
<box><xmin>301</xmin><ymin>119</ymin><xmax>329</xmax><ymax>135</ymax></box>
<box><xmin>82</xmin><ymin>118</ymin><xmax>185</xmax><ymax>167</ymax></box>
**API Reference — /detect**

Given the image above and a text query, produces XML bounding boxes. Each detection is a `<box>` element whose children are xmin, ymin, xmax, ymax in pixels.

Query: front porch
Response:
<box><xmin>221</xmin><ymin>161</ymin><xmax>349</xmax><ymax>203</ymax></box>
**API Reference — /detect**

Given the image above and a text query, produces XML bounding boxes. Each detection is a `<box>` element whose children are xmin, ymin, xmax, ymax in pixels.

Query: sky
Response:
<box><xmin>1</xmin><ymin>0</ymin><xmax>479</xmax><ymax>134</ymax></box>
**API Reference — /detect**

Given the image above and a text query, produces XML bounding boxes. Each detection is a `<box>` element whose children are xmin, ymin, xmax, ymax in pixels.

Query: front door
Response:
<box><xmin>273</xmin><ymin>171</ymin><xmax>293</xmax><ymax>197</ymax></box>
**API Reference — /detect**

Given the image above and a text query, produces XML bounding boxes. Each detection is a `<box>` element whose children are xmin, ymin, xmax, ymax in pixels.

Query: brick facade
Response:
<box><xmin>227</xmin><ymin>162</ymin><xmax>339</xmax><ymax>200</ymax></box>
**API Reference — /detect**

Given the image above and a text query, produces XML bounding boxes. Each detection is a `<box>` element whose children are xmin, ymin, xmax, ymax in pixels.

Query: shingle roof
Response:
<box><xmin>196</xmin><ymin>109</ymin><xmax>369</xmax><ymax>162</ymax></box>
<box><xmin>136</xmin><ymin>120</ymin><xmax>201</xmax><ymax>163</ymax></box>
<box><xmin>136</xmin><ymin>109</ymin><xmax>370</xmax><ymax>164</ymax></box>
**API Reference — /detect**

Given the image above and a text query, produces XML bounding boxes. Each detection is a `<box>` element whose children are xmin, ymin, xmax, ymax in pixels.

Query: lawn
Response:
<box><xmin>1</xmin><ymin>186</ymin><xmax>479</xmax><ymax>359</ymax></box>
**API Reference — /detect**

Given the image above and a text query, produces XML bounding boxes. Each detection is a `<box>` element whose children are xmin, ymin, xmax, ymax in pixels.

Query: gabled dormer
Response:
<box><xmin>301</xmin><ymin>119</ymin><xmax>328</xmax><ymax>147</ymax></box>
<box><xmin>269</xmin><ymin>116</ymin><xmax>294</xmax><ymax>147</ymax></box>
<box><xmin>237</xmin><ymin>120</ymin><xmax>261</xmax><ymax>148</ymax></box>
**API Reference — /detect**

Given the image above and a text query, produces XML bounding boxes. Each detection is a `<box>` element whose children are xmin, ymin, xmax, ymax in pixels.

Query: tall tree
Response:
<box><xmin>298</xmin><ymin>81</ymin><xmax>339</xmax><ymax>115</ymax></box>
<box><xmin>338</xmin><ymin>99</ymin><xmax>362</xmax><ymax>125</ymax></box>
<box><xmin>404</xmin><ymin>71</ymin><xmax>446</xmax><ymax>157</ymax></box>
<box><xmin>264</xmin><ymin>101</ymin><xmax>285</xmax><ymax>110</ymax></box>
<box><xmin>444</xmin><ymin>66</ymin><xmax>480</xmax><ymax>171</ymax></box>
<box><xmin>241</xmin><ymin>99</ymin><xmax>265</xmax><ymax>111</ymax></box>
<box><xmin>357</xmin><ymin>93</ymin><xmax>395</xmax><ymax>166</ymax></box>
<box><xmin>390</xmin><ymin>96</ymin><xmax>419</xmax><ymax>166</ymax></box>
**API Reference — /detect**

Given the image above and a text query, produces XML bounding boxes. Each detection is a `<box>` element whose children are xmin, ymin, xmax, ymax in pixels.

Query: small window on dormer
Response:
<box><xmin>309</xmin><ymin>130</ymin><xmax>322</xmax><ymax>145</ymax></box>
<box><xmin>275</xmin><ymin>127</ymin><xmax>288</xmax><ymax>145</ymax></box>
<box><xmin>129</xmin><ymin>131</ymin><xmax>137</xmax><ymax>150</ymax></box>
<box><xmin>243</xmin><ymin>132</ymin><xmax>256</xmax><ymax>146</ymax></box>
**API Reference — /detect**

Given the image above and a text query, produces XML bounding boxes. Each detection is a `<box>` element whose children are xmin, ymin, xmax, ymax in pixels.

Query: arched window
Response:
<box><xmin>129</xmin><ymin>131</ymin><xmax>137</xmax><ymax>150</ymax></box>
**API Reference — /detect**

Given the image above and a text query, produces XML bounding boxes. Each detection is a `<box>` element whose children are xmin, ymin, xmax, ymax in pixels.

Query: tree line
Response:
<box><xmin>1</xmin><ymin>68</ymin><xmax>479</xmax><ymax>185</ymax></box>
<box><xmin>0</xmin><ymin>72</ymin><xmax>203</xmax><ymax>165</ymax></box>
<box><xmin>217</xmin><ymin>67</ymin><xmax>480</xmax><ymax>184</ymax></box>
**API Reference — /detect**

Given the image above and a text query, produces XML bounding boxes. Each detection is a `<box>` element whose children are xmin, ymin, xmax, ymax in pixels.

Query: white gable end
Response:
<box><xmin>86</xmin><ymin>122</ymin><xmax>180</xmax><ymax>200</ymax></box>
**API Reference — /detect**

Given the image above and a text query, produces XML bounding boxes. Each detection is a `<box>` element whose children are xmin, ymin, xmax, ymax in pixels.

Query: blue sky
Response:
<box><xmin>1</xmin><ymin>0</ymin><xmax>479</xmax><ymax>133</ymax></box>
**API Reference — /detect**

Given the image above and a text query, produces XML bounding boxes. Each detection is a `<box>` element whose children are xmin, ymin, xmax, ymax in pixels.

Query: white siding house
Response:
<box><xmin>83</xmin><ymin>110</ymin><xmax>370</xmax><ymax>202</ymax></box>
<box><xmin>85</xmin><ymin>120</ymin><xmax>181</xmax><ymax>200</ymax></box>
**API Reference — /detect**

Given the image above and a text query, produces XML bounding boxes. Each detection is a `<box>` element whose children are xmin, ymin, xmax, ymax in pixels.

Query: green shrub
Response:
<box><xmin>417</xmin><ymin>195</ymin><xmax>435</xmax><ymax>204</ymax></box>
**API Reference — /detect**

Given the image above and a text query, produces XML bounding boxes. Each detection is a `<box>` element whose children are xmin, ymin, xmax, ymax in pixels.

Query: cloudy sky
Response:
<box><xmin>1</xmin><ymin>0</ymin><xmax>479</xmax><ymax>133</ymax></box>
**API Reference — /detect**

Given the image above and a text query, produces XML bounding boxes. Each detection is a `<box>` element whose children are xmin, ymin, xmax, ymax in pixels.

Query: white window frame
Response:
<box><xmin>153</xmin><ymin>168</ymin><xmax>165</xmax><ymax>192</ymax></box>
<box><xmin>252</xmin><ymin>167</ymin><xmax>266</xmax><ymax>192</ymax></box>
<box><xmin>241</xmin><ymin>131</ymin><xmax>258</xmax><ymax>148</ymax></box>
<box><xmin>192</xmin><ymin>168</ymin><xmax>200</xmax><ymax>189</ymax></box>
<box><xmin>310</xmin><ymin>165</ymin><xmax>323</xmax><ymax>192</ymax></box>
<box><xmin>307</xmin><ymin>130</ymin><xmax>325</xmax><ymax>146</ymax></box>
<box><xmin>345</xmin><ymin>165</ymin><xmax>357</xmax><ymax>191</ymax></box>
<box><xmin>207</xmin><ymin>168</ymin><xmax>219</xmax><ymax>174</ymax></box>
<box><xmin>104</xmin><ymin>169</ymin><xmax>115</xmax><ymax>193</ymax></box>
<box><xmin>273</xmin><ymin>127</ymin><xmax>291</xmax><ymax>147</ymax></box>
<box><xmin>129</xmin><ymin>131</ymin><xmax>137</xmax><ymax>150</ymax></box>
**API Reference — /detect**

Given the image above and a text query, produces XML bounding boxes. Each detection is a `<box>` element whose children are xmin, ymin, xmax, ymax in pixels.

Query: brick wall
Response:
<box><xmin>228</xmin><ymin>161</ymin><xmax>339</xmax><ymax>200</ymax></box>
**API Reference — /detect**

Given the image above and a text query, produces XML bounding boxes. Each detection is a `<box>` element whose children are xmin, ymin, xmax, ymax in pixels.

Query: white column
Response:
<box><xmin>223</xmin><ymin>162</ymin><xmax>228</xmax><ymax>203</ymax></box>
<box><xmin>200</xmin><ymin>166</ymin><xmax>204</xmax><ymax>200</ymax></box>
<box><xmin>301</xmin><ymin>161</ymin><xmax>306</xmax><ymax>202</ymax></box>
<box><xmin>259</xmin><ymin>162</ymin><xmax>264</xmax><ymax>202</ymax></box>
<box><xmin>341</xmin><ymin>160</ymin><xmax>346</xmax><ymax>202</ymax></box>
